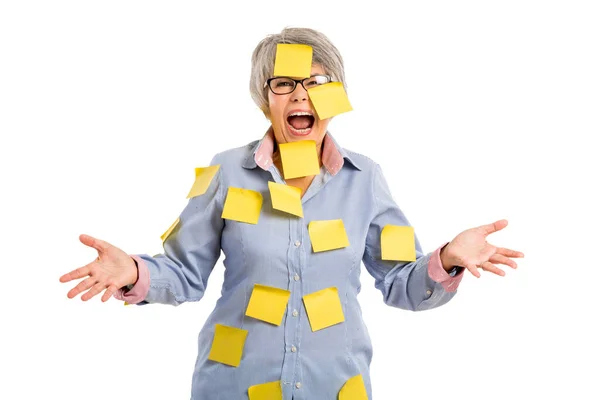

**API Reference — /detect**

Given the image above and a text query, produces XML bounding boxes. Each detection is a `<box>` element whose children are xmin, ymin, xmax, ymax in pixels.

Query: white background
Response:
<box><xmin>1</xmin><ymin>1</ymin><xmax>599</xmax><ymax>399</ymax></box>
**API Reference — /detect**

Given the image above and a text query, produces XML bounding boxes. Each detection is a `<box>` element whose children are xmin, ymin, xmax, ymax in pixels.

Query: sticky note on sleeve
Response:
<box><xmin>338</xmin><ymin>374</ymin><xmax>368</xmax><ymax>400</ymax></box>
<box><xmin>273</xmin><ymin>44</ymin><xmax>312</xmax><ymax>78</ymax></box>
<box><xmin>308</xmin><ymin>219</ymin><xmax>350</xmax><ymax>252</ymax></box>
<box><xmin>279</xmin><ymin>140</ymin><xmax>320</xmax><ymax>179</ymax></box>
<box><xmin>248</xmin><ymin>380</ymin><xmax>283</xmax><ymax>400</ymax></box>
<box><xmin>208</xmin><ymin>324</ymin><xmax>248</xmax><ymax>367</ymax></box>
<box><xmin>160</xmin><ymin>217</ymin><xmax>180</xmax><ymax>242</ymax></box>
<box><xmin>186</xmin><ymin>165</ymin><xmax>220</xmax><ymax>199</ymax></box>
<box><xmin>245</xmin><ymin>284</ymin><xmax>291</xmax><ymax>326</ymax></box>
<box><xmin>221</xmin><ymin>187</ymin><xmax>263</xmax><ymax>224</ymax></box>
<box><xmin>381</xmin><ymin>225</ymin><xmax>416</xmax><ymax>261</ymax></box>
<box><xmin>308</xmin><ymin>82</ymin><xmax>352</xmax><ymax>120</ymax></box>
<box><xmin>303</xmin><ymin>287</ymin><xmax>345</xmax><ymax>332</ymax></box>
<box><xmin>268</xmin><ymin>181</ymin><xmax>303</xmax><ymax>217</ymax></box>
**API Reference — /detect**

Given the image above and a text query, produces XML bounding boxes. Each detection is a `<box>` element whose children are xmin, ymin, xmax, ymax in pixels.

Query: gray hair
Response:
<box><xmin>249</xmin><ymin>27</ymin><xmax>346</xmax><ymax>115</ymax></box>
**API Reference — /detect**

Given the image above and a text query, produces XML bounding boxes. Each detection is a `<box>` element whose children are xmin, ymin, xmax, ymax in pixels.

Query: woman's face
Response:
<box><xmin>267</xmin><ymin>64</ymin><xmax>332</xmax><ymax>148</ymax></box>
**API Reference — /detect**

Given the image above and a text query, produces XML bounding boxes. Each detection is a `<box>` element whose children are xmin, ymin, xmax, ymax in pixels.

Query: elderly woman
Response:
<box><xmin>60</xmin><ymin>27</ymin><xmax>523</xmax><ymax>399</ymax></box>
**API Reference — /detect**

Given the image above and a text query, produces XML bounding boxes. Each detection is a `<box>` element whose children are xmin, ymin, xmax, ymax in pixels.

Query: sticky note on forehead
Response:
<box><xmin>274</xmin><ymin>44</ymin><xmax>313</xmax><ymax>78</ymax></box>
<box><xmin>308</xmin><ymin>82</ymin><xmax>352</xmax><ymax>120</ymax></box>
<box><xmin>279</xmin><ymin>140</ymin><xmax>320</xmax><ymax>179</ymax></box>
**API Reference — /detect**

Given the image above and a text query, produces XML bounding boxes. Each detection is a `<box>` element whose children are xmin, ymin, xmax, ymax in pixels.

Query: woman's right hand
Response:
<box><xmin>60</xmin><ymin>234</ymin><xmax>139</xmax><ymax>302</ymax></box>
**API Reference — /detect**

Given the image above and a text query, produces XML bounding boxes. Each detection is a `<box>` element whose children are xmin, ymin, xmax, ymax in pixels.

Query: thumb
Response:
<box><xmin>479</xmin><ymin>219</ymin><xmax>508</xmax><ymax>236</ymax></box>
<box><xmin>79</xmin><ymin>234</ymin><xmax>111</xmax><ymax>254</ymax></box>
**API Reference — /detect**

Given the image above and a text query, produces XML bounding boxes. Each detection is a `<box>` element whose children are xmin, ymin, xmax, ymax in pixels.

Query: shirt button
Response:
<box><xmin>294</xmin><ymin>240</ymin><xmax>301</xmax><ymax>247</ymax></box>
<box><xmin>291</xmin><ymin>345</ymin><xmax>297</xmax><ymax>352</ymax></box>
<box><xmin>294</xmin><ymin>274</ymin><xmax>300</xmax><ymax>281</ymax></box>
<box><xmin>426</xmin><ymin>290</ymin><xmax>432</xmax><ymax>296</ymax></box>
<box><xmin>292</xmin><ymin>309</ymin><xmax>299</xmax><ymax>317</ymax></box>
<box><xmin>295</xmin><ymin>382</ymin><xmax>302</xmax><ymax>389</ymax></box>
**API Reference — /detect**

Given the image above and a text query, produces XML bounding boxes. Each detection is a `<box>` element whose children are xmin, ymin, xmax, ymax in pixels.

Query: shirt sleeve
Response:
<box><xmin>113</xmin><ymin>157</ymin><xmax>225</xmax><ymax>306</ymax></box>
<box><xmin>362</xmin><ymin>163</ymin><xmax>464</xmax><ymax>311</ymax></box>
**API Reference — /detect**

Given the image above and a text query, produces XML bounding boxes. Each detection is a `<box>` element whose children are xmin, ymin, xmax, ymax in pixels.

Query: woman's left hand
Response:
<box><xmin>440</xmin><ymin>219</ymin><xmax>524</xmax><ymax>278</ymax></box>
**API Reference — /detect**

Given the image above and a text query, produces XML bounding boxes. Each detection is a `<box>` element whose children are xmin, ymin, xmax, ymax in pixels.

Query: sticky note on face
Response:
<box><xmin>245</xmin><ymin>284</ymin><xmax>291</xmax><ymax>326</ymax></box>
<box><xmin>381</xmin><ymin>225</ymin><xmax>416</xmax><ymax>261</ymax></box>
<box><xmin>186</xmin><ymin>165</ymin><xmax>220</xmax><ymax>199</ymax></box>
<box><xmin>208</xmin><ymin>324</ymin><xmax>248</xmax><ymax>367</ymax></box>
<box><xmin>308</xmin><ymin>219</ymin><xmax>350</xmax><ymax>252</ymax></box>
<box><xmin>338</xmin><ymin>374</ymin><xmax>368</xmax><ymax>400</ymax></box>
<box><xmin>221</xmin><ymin>187</ymin><xmax>263</xmax><ymax>224</ymax></box>
<box><xmin>273</xmin><ymin>44</ymin><xmax>313</xmax><ymax>78</ymax></box>
<box><xmin>161</xmin><ymin>217</ymin><xmax>180</xmax><ymax>242</ymax></box>
<box><xmin>248</xmin><ymin>380</ymin><xmax>283</xmax><ymax>400</ymax></box>
<box><xmin>268</xmin><ymin>181</ymin><xmax>303</xmax><ymax>217</ymax></box>
<box><xmin>279</xmin><ymin>140</ymin><xmax>320</xmax><ymax>179</ymax></box>
<box><xmin>303</xmin><ymin>287</ymin><xmax>345</xmax><ymax>332</ymax></box>
<box><xmin>308</xmin><ymin>82</ymin><xmax>352</xmax><ymax>120</ymax></box>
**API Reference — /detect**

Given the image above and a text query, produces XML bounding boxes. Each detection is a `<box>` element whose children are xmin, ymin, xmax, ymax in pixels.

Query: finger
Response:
<box><xmin>465</xmin><ymin>262</ymin><xmax>481</xmax><ymax>278</ymax></box>
<box><xmin>489</xmin><ymin>253</ymin><xmax>518</xmax><ymax>269</ymax></box>
<box><xmin>480</xmin><ymin>261</ymin><xmax>505</xmax><ymax>277</ymax></box>
<box><xmin>81</xmin><ymin>282</ymin><xmax>106</xmax><ymax>301</ymax></box>
<box><xmin>479</xmin><ymin>219</ymin><xmax>508</xmax><ymax>236</ymax></box>
<box><xmin>101</xmin><ymin>285</ymin><xmax>119</xmax><ymax>303</ymax></box>
<box><xmin>67</xmin><ymin>277</ymin><xmax>97</xmax><ymax>299</ymax></box>
<box><xmin>495</xmin><ymin>247</ymin><xmax>524</xmax><ymax>258</ymax></box>
<box><xmin>59</xmin><ymin>265</ymin><xmax>92</xmax><ymax>283</ymax></box>
<box><xmin>79</xmin><ymin>234</ymin><xmax>112</xmax><ymax>254</ymax></box>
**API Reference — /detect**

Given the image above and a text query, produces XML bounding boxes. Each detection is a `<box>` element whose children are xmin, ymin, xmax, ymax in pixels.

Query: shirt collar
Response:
<box><xmin>242</xmin><ymin>127</ymin><xmax>362</xmax><ymax>176</ymax></box>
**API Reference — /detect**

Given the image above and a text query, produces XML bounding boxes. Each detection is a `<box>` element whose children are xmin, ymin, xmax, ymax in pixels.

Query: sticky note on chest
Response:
<box><xmin>308</xmin><ymin>219</ymin><xmax>350</xmax><ymax>252</ymax></box>
<box><xmin>248</xmin><ymin>380</ymin><xmax>283</xmax><ymax>400</ymax></box>
<box><xmin>245</xmin><ymin>284</ymin><xmax>291</xmax><ymax>326</ymax></box>
<box><xmin>274</xmin><ymin>44</ymin><xmax>312</xmax><ymax>78</ymax></box>
<box><xmin>221</xmin><ymin>187</ymin><xmax>263</xmax><ymax>224</ymax></box>
<box><xmin>208</xmin><ymin>324</ymin><xmax>248</xmax><ymax>367</ymax></box>
<box><xmin>186</xmin><ymin>165</ymin><xmax>220</xmax><ymax>198</ymax></box>
<box><xmin>308</xmin><ymin>82</ymin><xmax>352</xmax><ymax>120</ymax></box>
<box><xmin>279</xmin><ymin>140</ymin><xmax>320</xmax><ymax>179</ymax></box>
<box><xmin>268</xmin><ymin>181</ymin><xmax>303</xmax><ymax>217</ymax></box>
<box><xmin>381</xmin><ymin>225</ymin><xmax>416</xmax><ymax>261</ymax></box>
<box><xmin>338</xmin><ymin>374</ymin><xmax>368</xmax><ymax>400</ymax></box>
<box><xmin>303</xmin><ymin>287</ymin><xmax>345</xmax><ymax>332</ymax></box>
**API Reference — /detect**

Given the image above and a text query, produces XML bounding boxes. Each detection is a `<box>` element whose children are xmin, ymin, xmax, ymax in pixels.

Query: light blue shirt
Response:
<box><xmin>132</xmin><ymin>133</ymin><xmax>460</xmax><ymax>399</ymax></box>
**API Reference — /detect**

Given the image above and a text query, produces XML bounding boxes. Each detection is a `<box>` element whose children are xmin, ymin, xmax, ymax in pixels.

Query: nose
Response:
<box><xmin>290</xmin><ymin>84</ymin><xmax>308</xmax><ymax>103</ymax></box>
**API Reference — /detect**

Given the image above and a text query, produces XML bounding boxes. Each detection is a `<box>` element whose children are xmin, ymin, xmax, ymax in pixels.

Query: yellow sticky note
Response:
<box><xmin>279</xmin><ymin>140</ymin><xmax>320</xmax><ymax>179</ymax></box>
<box><xmin>186</xmin><ymin>165</ymin><xmax>220</xmax><ymax>199</ymax></box>
<box><xmin>248</xmin><ymin>380</ymin><xmax>283</xmax><ymax>400</ymax></box>
<box><xmin>268</xmin><ymin>181</ymin><xmax>303</xmax><ymax>217</ymax></box>
<box><xmin>308</xmin><ymin>219</ymin><xmax>350</xmax><ymax>252</ymax></box>
<box><xmin>207</xmin><ymin>324</ymin><xmax>248</xmax><ymax>367</ymax></box>
<box><xmin>160</xmin><ymin>217</ymin><xmax>180</xmax><ymax>242</ymax></box>
<box><xmin>302</xmin><ymin>287</ymin><xmax>345</xmax><ymax>332</ymax></box>
<box><xmin>124</xmin><ymin>302</ymin><xmax>129</xmax><ymax>306</ymax></box>
<box><xmin>339</xmin><ymin>374</ymin><xmax>368</xmax><ymax>400</ymax></box>
<box><xmin>273</xmin><ymin>44</ymin><xmax>312</xmax><ymax>78</ymax></box>
<box><xmin>221</xmin><ymin>187</ymin><xmax>263</xmax><ymax>224</ymax></box>
<box><xmin>381</xmin><ymin>225</ymin><xmax>416</xmax><ymax>261</ymax></box>
<box><xmin>308</xmin><ymin>82</ymin><xmax>353</xmax><ymax>120</ymax></box>
<box><xmin>245</xmin><ymin>284</ymin><xmax>291</xmax><ymax>326</ymax></box>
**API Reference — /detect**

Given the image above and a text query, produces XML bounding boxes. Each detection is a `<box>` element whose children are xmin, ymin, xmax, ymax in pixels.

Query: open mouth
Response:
<box><xmin>286</xmin><ymin>111</ymin><xmax>315</xmax><ymax>136</ymax></box>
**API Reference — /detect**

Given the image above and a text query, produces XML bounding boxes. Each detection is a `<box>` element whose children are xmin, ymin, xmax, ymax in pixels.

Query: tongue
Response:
<box><xmin>289</xmin><ymin>116</ymin><xmax>312</xmax><ymax>130</ymax></box>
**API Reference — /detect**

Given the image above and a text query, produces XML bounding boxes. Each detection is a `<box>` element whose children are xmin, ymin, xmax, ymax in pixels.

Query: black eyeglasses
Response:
<box><xmin>264</xmin><ymin>75</ymin><xmax>331</xmax><ymax>95</ymax></box>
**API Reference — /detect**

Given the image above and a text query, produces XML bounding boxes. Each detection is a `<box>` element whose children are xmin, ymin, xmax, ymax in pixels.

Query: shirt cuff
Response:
<box><xmin>113</xmin><ymin>255</ymin><xmax>150</xmax><ymax>304</ymax></box>
<box><xmin>427</xmin><ymin>242</ymin><xmax>465</xmax><ymax>293</ymax></box>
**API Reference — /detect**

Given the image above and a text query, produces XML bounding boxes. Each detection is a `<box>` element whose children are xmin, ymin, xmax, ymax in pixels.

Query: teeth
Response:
<box><xmin>288</xmin><ymin>111</ymin><xmax>313</xmax><ymax>117</ymax></box>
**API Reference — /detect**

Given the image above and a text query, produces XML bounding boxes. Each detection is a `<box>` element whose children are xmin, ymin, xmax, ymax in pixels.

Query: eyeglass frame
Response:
<box><xmin>263</xmin><ymin>74</ymin><xmax>332</xmax><ymax>95</ymax></box>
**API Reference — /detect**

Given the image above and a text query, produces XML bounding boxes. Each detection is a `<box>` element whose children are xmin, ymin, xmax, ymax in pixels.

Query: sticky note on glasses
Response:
<box><xmin>303</xmin><ymin>287</ymin><xmax>345</xmax><ymax>331</ymax></box>
<box><xmin>245</xmin><ymin>284</ymin><xmax>291</xmax><ymax>326</ymax></box>
<box><xmin>274</xmin><ymin>44</ymin><xmax>313</xmax><ymax>78</ymax></box>
<box><xmin>186</xmin><ymin>165</ymin><xmax>220</xmax><ymax>199</ymax></box>
<box><xmin>338</xmin><ymin>375</ymin><xmax>368</xmax><ymax>400</ymax></box>
<box><xmin>279</xmin><ymin>140</ymin><xmax>320</xmax><ymax>179</ymax></box>
<box><xmin>208</xmin><ymin>324</ymin><xmax>248</xmax><ymax>367</ymax></box>
<box><xmin>308</xmin><ymin>82</ymin><xmax>352</xmax><ymax>120</ymax></box>
<box><xmin>308</xmin><ymin>219</ymin><xmax>349</xmax><ymax>252</ymax></box>
<box><xmin>160</xmin><ymin>217</ymin><xmax>180</xmax><ymax>242</ymax></box>
<box><xmin>221</xmin><ymin>187</ymin><xmax>263</xmax><ymax>224</ymax></box>
<box><xmin>381</xmin><ymin>225</ymin><xmax>416</xmax><ymax>261</ymax></box>
<box><xmin>268</xmin><ymin>181</ymin><xmax>303</xmax><ymax>217</ymax></box>
<box><xmin>248</xmin><ymin>380</ymin><xmax>283</xmax><ymax>400</ymax></box>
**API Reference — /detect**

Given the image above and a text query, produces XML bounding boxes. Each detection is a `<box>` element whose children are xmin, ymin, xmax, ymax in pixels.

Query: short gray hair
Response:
<box><xmin>249</xmin><ymin>27</ymin><xmax>346</xmax><ymax>114</ymax></box>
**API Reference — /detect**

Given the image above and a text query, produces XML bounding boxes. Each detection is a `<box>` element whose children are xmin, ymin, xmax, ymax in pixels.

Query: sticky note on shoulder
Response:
<box><xmin>208</xmin><ymin>324</ymin><xmax>248</xmax><ymax>367</ymax></box>
<box><xmin>279</xmin><ymin>140</ymin><xmax>320</xmax><ymax>179</ymax></box>
<box><xmin>338</xmin><ymin>374</ymin><xmax>368</xmax><ymax>400</ymax></box>
<box><xmin>274</xmin><ymin>44</ymin><xmax>312</xmax><ymax>78</ymax></box>
<box><xmin>248</xmin><ymin>380</ymin><xmax>282</xmax><ymax>400</ymax></box>
<box><xmin>161</xmin><ymin>217</ymin><xmax>180</xmax><ymax>242</ymax></box>
<box><xmin>268</xmin><ymin>181</ymin><xmax>303</xmax><ymax>217</ymax></box>
<box><xmin>222</xmin><ymin>187</ymin><xmax>263</xmax><ymax>224</ymax></box>
<box><xmin>303</xmin><ymin>287</ymin><xmax>345</xmax><ymax>331</ymax></box>
<box><xmin>381</xmin><ymin>225</ymin><xmax>416</xmax><ymax>261</ymax></box>
<box><xmin>186</xmin><ymin>165</ymin><xmax>220</xmax><ymax>199</ymax></box>
<box><xmin>308</xmin><ymin>82</ymin><xmax>352</xmax><ymax>120</ymax></box>
<box><xmin>308</xmin><ymin>219</ymin><xmax>349</xmax><ymax>252</ymax></box>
